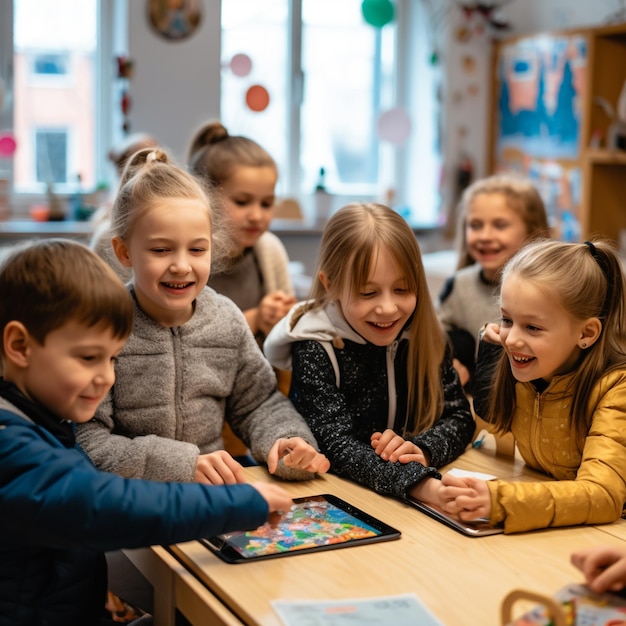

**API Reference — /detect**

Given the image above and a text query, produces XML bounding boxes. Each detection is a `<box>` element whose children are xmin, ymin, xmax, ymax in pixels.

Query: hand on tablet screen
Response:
<box><xmin>250</xmin><ymin>481</ymin><xmax>294</xmax><ymax>520</ymax></box>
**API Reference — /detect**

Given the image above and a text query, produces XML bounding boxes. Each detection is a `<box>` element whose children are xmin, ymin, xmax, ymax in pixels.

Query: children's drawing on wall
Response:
<box><xmin>147</xmin><ymin>0</ymin><xmax>202</xmax><ymax>41</ymax></box>
<box><xmin>497</xmin><ymin>34</ymin><xmax>587</xmax><ymax>159</ymax></box>
<box><xmin>494</xmin><ymin>34</ymin><xmax>587</xmax><ymax>240</ymax></box>
<box><xmin>524</xmin><ymin>159</ymin><xmax>581</xmax><ymax>240</ymax></box>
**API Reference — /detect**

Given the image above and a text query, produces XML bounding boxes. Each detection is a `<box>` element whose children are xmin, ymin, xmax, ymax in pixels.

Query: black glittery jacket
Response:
<box><xmin>264</xmin><ymin>302</ymin><xmax>474</xmax><ymax>499</ymax></box>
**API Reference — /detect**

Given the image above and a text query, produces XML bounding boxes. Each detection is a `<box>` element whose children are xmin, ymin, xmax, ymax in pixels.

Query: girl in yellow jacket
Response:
<box><xmin>441</xmin><ymin>238</ymin><xmax>626</xmax><ymax>533</ymax></box>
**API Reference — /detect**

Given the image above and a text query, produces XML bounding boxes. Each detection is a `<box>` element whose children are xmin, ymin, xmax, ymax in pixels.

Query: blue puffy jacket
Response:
<box><xmin>0</xmin><ymin>408</ymin><xmax>268</xmax><ymax>625</ymax></box>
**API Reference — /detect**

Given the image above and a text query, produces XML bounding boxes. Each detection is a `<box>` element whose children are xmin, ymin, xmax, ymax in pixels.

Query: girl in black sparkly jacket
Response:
<box><xmin>265</xmin><ymin>203</ymin><xmax>474</xmax><ymax>506</ymax></box>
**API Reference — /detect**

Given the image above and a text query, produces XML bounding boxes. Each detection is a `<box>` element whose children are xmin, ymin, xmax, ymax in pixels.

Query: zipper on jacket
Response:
<box><xmin>386</xmin><ymin>340</ymin><xmax>398</xmax><ymax>429</ymax></box>
<box><xmin>170</xmin><ymin>326</ymin><xmax>185</xmax><ymax>440</ymax></box>
<box><xmin>532</xmin><ymin>388</ymin><xmax>546</xmax><ymax>468</ymax></box>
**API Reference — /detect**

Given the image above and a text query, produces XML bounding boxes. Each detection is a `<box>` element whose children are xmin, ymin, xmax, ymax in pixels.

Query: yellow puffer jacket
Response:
<box><xmin>487</xmin><ymin>368</ymin><xmax>626</xmax><ymax>533</ymax></box>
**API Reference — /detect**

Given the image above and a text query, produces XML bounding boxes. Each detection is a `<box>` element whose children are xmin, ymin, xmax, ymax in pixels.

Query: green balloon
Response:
<box><xmin>361</xmin><ymin>0</ymin><xmax>394</xmax><ymax>28</ymax></box>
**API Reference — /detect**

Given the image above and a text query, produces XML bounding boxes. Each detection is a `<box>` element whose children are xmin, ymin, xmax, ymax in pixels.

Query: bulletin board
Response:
<box><xmin>490</xmin><ymin>31</ymin><xmax>588</xmax><ymax>238</ymax></box>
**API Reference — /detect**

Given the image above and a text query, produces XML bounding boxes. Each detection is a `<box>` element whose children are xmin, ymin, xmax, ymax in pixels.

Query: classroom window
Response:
<box><xmin>221</xmin><ymin>0</ymin><xmax>392</xmax><ymax>198</ymax></box>
<box><xmin>0</xmin><ymin>0</ymin><xmax>107</xmax><ymax>208</ymax></box>
<box><xmin>221</xmin><ymin>0</ymin><xmax>441</xmax><ymax>227</ymax></box>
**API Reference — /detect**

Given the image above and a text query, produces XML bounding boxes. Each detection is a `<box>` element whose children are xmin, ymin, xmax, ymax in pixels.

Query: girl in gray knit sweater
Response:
<box><xmin>76</xmin><ymin>148</ymin><xmax>329</xmax><ymax>484</ymax></box>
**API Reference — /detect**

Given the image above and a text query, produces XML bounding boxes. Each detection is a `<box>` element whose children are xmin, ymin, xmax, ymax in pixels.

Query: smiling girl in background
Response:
<box><xmin>437</xmin><ymin>175</ymin><xmax>549</xmax><ymax>386</ymax></box>
<box><xmin>187</xmin><ymin>121</ymin><xmax>296</xmax><ymax>345</ymax></box>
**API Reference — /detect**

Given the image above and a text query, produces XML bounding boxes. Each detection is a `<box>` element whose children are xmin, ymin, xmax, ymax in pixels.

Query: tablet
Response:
<box><xmin>202</xmin><ymin>494</ymin><xmax>401</xmax><ymax>563</ymax></box>
<box><xmin>407</xmin><ymin>499</ymin><xmax>503</xmax><ymax>537</ymax></box>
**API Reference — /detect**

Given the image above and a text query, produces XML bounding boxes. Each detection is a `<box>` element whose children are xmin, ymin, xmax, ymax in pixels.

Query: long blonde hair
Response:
<box><xmin>297</xmin><ymin>203</ymin><xmax>446</xmax><ymax>435</ymax></box>
<box><xmin>487</xmin><ymin>238</ymin><xmax>626</xmax><ymax>443</ymax></box>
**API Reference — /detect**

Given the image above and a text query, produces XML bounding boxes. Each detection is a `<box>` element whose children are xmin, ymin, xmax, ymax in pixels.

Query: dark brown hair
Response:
<box><xmin>187</xmin><ymin>120</ymin><xmax>277</xmax><ymax>185</ymax></box>
<box><xmin>0</xmin><ymin>239</ymin><xmax>134</xmax><ymax>351</ymax></box>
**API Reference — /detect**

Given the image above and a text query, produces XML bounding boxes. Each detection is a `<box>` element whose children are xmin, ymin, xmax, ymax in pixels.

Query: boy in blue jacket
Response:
<box><xmin>0</xmin><ymin>239</ymin><xmax>293</xmax><ymax>626</ymax></box>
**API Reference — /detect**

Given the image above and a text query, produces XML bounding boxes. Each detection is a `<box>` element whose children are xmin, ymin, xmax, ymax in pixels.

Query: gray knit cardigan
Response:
<box><xmin>76</xmin><ymin>286</ymin><xmax>319</xmax><ymax>482</ymax></box>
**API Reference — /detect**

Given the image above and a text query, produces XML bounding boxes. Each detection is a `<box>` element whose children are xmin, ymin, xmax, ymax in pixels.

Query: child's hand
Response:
<box><xmin>371</xmin><ymin>429</ymin><xmax>429</xmax><ymax>465</ymax></box>
<box><xmin>439</xmin><ymin>473</ymin><xmax>492</xmax><ymax>520</ymax></box>
<box><xmin>194</xmin><ymin>451</ymin><xmax>247</xmax><ymax>485</ymax></box>
<box><xmin>250</xmin><ymin>481</ymin><xmax>294</xmax><ymax>524</ymax></box>
<box><xmin>256</xmin><ymin>291</ymin><xmax>298</xmax><ymax>335</ymax></box>
<box><xmin>409</xmin><ymin>477</ymin><xmax>445</xmax><ymax>507</ymax></box>
<box><xmin>267</xmin><ymin>437</ymin><xmax>330</xmax><ymax>475</ymax></box>
<box><xmin>571</xmin><ymin>545</ymin><xmax>626</xmax><ymax>593</ymax></box>
<box><xmin>481</xmin><ymin>322</ymin><xmax>502</xmax><ymax>345</ymax></box>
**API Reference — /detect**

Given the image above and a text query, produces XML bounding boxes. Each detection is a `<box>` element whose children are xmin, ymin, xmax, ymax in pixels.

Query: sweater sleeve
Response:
<box><xmin>410</xmin><ymin>355</ymin><xmax>475</xmax><ymax>467</ymax></box>
<box><xmin>0</xmin><ymin>413</ymin><xmax>268</xmax><ymax>552</ymax></box>
<box><xmin>256</xmin><ymin>231</ymin><xmax>294</xmax><ymax>297</ymax></box>
<box><xmin>487</xmin><ymin>375</ymin><xmax>626</xmax><ymax>533</ymax></box>
<box><xmin>289</xmin><ymin>340</ymin><xmax>443</xmax><ymax>499</ymax></box>
<box><xmin>76</xmin><ymin>389</ymin><xmax>200</xmax><ymax>482</ymax></box>
<box><xmin>225</xmin><ymin>317</ymin><xmax>320</xmax><ymax>481</ymax></box>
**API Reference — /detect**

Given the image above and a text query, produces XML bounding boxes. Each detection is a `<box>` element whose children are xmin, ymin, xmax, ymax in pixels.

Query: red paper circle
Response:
<box><xmin>245</xmin><ymin>85</ymin><xmax>270</xmax><ymax>112</ymax></box>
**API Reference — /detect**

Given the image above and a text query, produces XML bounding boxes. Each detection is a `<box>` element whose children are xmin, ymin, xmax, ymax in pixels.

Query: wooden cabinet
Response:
<box><xmin>581</xmin><ymin>24</ymin><xmax>626</xmax><ymax>244</ymax></box>
<box><xmin>490</xmin><ymin>22</ymin><xmax>626</xmax><ymax>244</ymax></box>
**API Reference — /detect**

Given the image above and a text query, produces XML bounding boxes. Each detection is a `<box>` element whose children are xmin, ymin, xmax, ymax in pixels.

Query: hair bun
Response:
<box><xmin>146</xmin><ymin>149</ymin><xmax>168</xmax><ymax>164</ymax></box>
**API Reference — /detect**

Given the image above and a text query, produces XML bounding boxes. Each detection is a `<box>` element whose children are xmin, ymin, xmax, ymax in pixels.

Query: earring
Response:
<box><xmin>581</xmin><ymin>342</ymin><xmax>587</xmax><ymax>348</ymax></box>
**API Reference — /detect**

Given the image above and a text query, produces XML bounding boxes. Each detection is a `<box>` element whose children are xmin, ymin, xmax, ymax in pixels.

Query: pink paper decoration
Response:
<box><xmin>245</xmin><ymin>85</ymin><xmax>270</xmax><ymax>112</ymax></box>
<box><xmin>0</xmin><ymin>132</ymin><xmax>16</xmax><ymax>157</ymax></box>
<box><xmin>230</xmin><ymin>53</ymin><xmax>252</xmax><ymax>77</ymax></box>
<box><xmin>377</xmin><ymin>108</ymin><xmax>411</xmax><ymax>144</ymax></box>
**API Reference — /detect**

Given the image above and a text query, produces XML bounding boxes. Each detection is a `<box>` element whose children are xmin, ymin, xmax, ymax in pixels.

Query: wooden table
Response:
<box><xmin>129</xmin><ymin>444</ymin><xmax>626</xmax><ymax>626</ymax></box>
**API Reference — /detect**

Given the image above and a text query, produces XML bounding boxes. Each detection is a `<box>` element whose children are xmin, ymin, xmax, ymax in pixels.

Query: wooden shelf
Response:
<box><xmin>585</xmin><ymin>148</ymin><xmax>626</xmax><ymax>165</ymax></box>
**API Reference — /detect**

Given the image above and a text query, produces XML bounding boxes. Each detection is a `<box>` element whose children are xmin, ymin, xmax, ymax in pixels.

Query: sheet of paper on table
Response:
<box><xmin>272</xmin><ymin>592</ymin><xmax>443</xmax><ymax>626</ymax></box>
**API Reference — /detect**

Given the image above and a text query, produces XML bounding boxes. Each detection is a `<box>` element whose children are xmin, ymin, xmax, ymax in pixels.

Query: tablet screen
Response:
<box><xmin>202</xmin><ymin>494</ymin><xmax>401</xmax><ymax>563</ymax></box>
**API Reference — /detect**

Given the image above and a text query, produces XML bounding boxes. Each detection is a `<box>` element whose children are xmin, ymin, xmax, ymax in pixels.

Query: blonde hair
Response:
<box><xmin>298</xmin><ymin>203</ymin><xmax>446</xmax><ymax>435</ymax></box>
<box><xmin>487</xmin><ymin>238</ymin><xmax>626</xmax><ymax>443</ymax></box>
<box><xmin>456</xmin><ymin>174</ymin><xmax>550</xmax><ymax>271</ymax></box>
<box><xmin>187</xmin><ymin>120</ymin><xmax>277</xmax><ymax>186</ymax></box>
<box><xmin>0</xmin><ymin>239</ymin><xmax>133</xmax><ymax>353</ymax></box>
<box><xmin>111</xmin><ymin>147</ymin><xmax>230</xmax><ymax>268</ymax></box>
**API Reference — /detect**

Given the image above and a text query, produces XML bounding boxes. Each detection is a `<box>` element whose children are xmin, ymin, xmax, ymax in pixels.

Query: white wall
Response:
<box><xmin>504</xmin><ymin>0</ymin><xmax>625</xmax><ymax>34</ymax></box>
<box><xmin>127</xmin><ymin>0</ymin><xmax>221</xmax><ymax>162</ymax></box>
